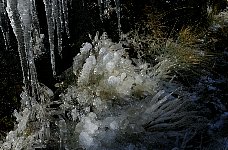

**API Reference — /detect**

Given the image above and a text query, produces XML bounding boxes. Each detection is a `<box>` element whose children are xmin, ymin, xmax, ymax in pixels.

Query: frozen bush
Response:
<box><xmin>1</xmin><ymin>33</ymin><xmax>209</xmax><ymax>150</ymax></box>
<box><xmin>63</xmin><ymin>33</ymin><xmax>208</xmax><ymax>149</ymax></box>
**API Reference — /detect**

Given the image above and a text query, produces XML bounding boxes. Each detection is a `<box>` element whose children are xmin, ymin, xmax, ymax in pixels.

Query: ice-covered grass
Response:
<box><xmin>1</xmin><ymin>0</ymin><xmax>228</xmax><ymax>149</ymax></box>
<box><xmin>0</xmin><ymin>33</ymin><xmax>210</xmax><ymax>149</ymax></box>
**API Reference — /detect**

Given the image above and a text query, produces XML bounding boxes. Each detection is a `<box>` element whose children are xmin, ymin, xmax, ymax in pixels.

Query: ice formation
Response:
<box><xmin>43</xmin><ymin>0</ymin><xmax>70</xmax><ymax>76</ymax></box>
<box><xmin>6</xmin><ymin>0</ymin><xmax>39</xmax><ymax>103</ymax></box>
<box><xmin>2</xmin><ymin>0</ymin><xmax>71</xmax><ymax>100</ymax></box>
<box><xmin>98</xmin><ymin>0</ymin><xmax>122</xmax><ymax>37</ymax></box>
<box><xmin>43</xmin><ymin>0</ymin><xmax>56</xmax><ymax>76</ymax></box>
<box><xmin>0</xmin><ymin>0</ymin><xmax>213</xmax><ymax>149</ymax></box>
<box><xmin>3</xmin><ymin>0</ymin><xmax>70</xmax><ymax>78</ymax></box>
<box><xmin>0</xmin><ymin>33</ymin><xmax>209</xmax><ymax>149</ymax></box>
<box><xmin>0</xmin><ymin>0</ymin><xmax>9</xmax><ymax>51</ymax></box>
<box><xmin>114</xmin><ymin>0</ymin><xmax>121</xmax><ymax>37</ymax></box>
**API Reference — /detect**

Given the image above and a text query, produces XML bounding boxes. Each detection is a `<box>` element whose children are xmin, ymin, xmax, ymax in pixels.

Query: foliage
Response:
<box><xmin>0</xmin><ymin>0</ymin><xmax>228</xmax><ymax>149</ymax></box>
<box><xmin>0</xmin><ymin>33</ymin><xmax>211</xmax><ymax>149</ymax></box>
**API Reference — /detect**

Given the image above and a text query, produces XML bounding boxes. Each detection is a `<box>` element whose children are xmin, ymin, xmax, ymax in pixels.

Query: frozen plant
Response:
<box><xmin>59</xmin><ymin>33</ymin><xmax>209</xmax><ymax>149</ymax></box>
<box><xmin>0</xmin><ymin>33</ymin><xmax>209</xmax><ymax>149</ymax></box>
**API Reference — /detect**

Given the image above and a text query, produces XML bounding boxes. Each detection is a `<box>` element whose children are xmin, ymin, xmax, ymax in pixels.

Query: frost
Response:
<box><xmin>0</xmin><ymin>32</ymin><xmax>209</xmax><ymax>149</ymax></box>
<box><xmin>110</xmin><ymin>121</ymin><xmax>118</xmax><ymax>130</ymax></box>
<box><xmin>103</xmin><ymin>52</ymin><xmax>114</xmax><ymax>64</ymax></box>
<box><xmin>78</xmin><ymin>55</ymin><xmax>96</xmax><ymax>85</ymax></box>
<box><xmin>99</xmin><ymin>47</ymin><xmax>107</xmax><ymax>55</ymax></box>
<box><xmin>108</xmin><ymin>75</ymin><xmax>120</xmax><ymax>86</ymax></box>
<box><xmin>120</xmin><ymin>72</ymin><xmax>127</xmax><ymax>81</ymax></box>
<box><xmin>61</xmin><ymin>34</ymin><xmax>207</xmax><ymax>149</ymax></box>
<box><xmin>106</xmin><ymin>61</ymin><xmax>116</xmax><ymax>73</ymax></box>
<box><xmin>1</xmin><ymin>0</ymin><xmax>226</xmax><ymax>148</ymax></box>
<box><xmin>71</xmin><ymin>108</ymin><xmax>79</xmax><ymax>121</ymax></box>
<box><xmin>80</xmin><ymin>42</ymin><xmax>92</xmax><ymax>53</ymax></box>
<box><xmin>79</xmin><ymin>132</ymin><xmax>94</xmax><ymax>149</ymax></box>
<box><xmin>83</xmin><ymin>118</ymin><xmax>98</xmax><ymax>134</ymax></box>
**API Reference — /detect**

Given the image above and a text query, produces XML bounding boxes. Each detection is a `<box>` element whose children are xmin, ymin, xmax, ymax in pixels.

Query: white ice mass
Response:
<box><xmin>0</xmin><ymin>32</ymin><xmax>208</xmax><ymax>149</ymax></box>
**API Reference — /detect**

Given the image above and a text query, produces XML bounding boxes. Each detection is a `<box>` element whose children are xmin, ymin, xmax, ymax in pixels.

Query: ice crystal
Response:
<box><xmin>0</xmin><ymin>32</ymin><xmax>209</xmax><ymax>149</ymax></box>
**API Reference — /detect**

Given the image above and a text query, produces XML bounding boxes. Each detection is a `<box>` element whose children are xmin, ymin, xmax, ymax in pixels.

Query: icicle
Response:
<box><xmin>114</xmin><ymin>0</ymin><xmax>121</xmax><ymax>38</ymax></box>
<box><xmin>31</xmin><ymin>0</ymin><xmax>44</xmax><ymax>59</ymax></box>
<box><xmin>61</xmin><ymin>0</ymin><xmax>69</xmax><ymax>37</ymax></box>
<box><xmin>0</xmin><ymin>0</ymin><xmax>3</xmax><ymax>18</ymax></box>
<box><xmin>43</xmin><ymin>0</ymin><xmax>56</xmax><ymax>76</ymax></box>
<box><xmin>0</xmin><ymin>1</ymin><xmax>3</xmax><ymax>33</ymax></box>
<box><xmin>53</xmin><ymin>0</ymin><xmax>62</xmax><ymax>58</ymax></box>
<box><xmin>18</xmin><ymin>0</ymin><xmax>39</xmax><ymax>100</ymax></box>
<box><xmin>0</xmin><ymin>0</ymin><xmax>9</xmax><ymax>51</ymax></box>
<box><xmin>18</xmin><ymin>0</ymin><xmax>39</xmax><ymax>101</ymax></box>
<box><xmin>59</xmin><ymin>0</ymin><xmax>64</xmax><ymax>31</ymax></box>
<box><xmin>98</xmin><ymin>0</ymin><xmax>103</xmax><ymax>22</ymax></box>
<box><xmin>6</xmin><ymin>0</ymin><xmax>30</xmax><ymax>95</ymax></box>
<box><xmin>6</xmin><ymin>0</ymin><xmax>39</xmax><ymax>105</ymax></box>
<box><xmin>43</xmin><ymin>0</ymin><xmax>70</xmax><ymax>73</ymax></box>
<box><xmin>0</xmin><ymin>2</ymin><xmax>6</xmax><ymax>48</ymax></box>
<box><xmin>31</xmin><ymin>0</ymin><xmax>40</xmax><ymax>35</ymax></box>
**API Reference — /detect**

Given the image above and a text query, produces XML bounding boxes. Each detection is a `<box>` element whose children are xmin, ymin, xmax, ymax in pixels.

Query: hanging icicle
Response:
<box><xmin>43</xmin><ymin>0</ymin><xmax>56</xmax><ymax>76</ymax></box>
<box><xmin>6</xmin><ymin>0</ymin><xmax>30</xmax><ymax>94</ymax></box>
<box><xmin>98</xmin><ymin>0</ymin><xmax>103</xmax><ymax>22</ymax></box>
<box><xmin>114</xmin><ymin>0</ymin><xmax>121</xmax><ymax>38</ymax></box>
<box><xmin>31</xmin><ymin>0</ymin><xmax>40</xmax><ymax>34</ymax></box>
<box><xmin>18</xmin><ymin>0</ymin><xmax>39</xmax><ymax>101</ymax></box>
<box><xmin>53</xmin><ymin>0</ymin><xmax>63</xmax><ymax>58</ymax></box>
<box><xmin>6</xmin><ymin>0</ymin><xmax>71</xmax><ymax>87</ymax></box>
<box><xmin>43</xmin><ymin>0</ymin><xmax>70</xmax><ymax>75</ymax></box>
<box><xmin>31</xmin><ymin>0</ymin><xmax>44</xmax><ymax>59</ymax></box>
<box><xmin>0</xmin><ymin>0</ymin><xmax>10</xmax><ymax>51</ymax></box>
<box><xmin>0</xmin><ymin>1</ymin><xmax>5</xmax><ymax>48</ymax></box>
<box><xmin>61</xmin><ymin>0</ymin><xmax>70</xmax><ymax>37</ymax></box>
<box><xmin>6</xmin><ymin>0</ymin><xmax>39</xmax><ymax>104</ymax></box>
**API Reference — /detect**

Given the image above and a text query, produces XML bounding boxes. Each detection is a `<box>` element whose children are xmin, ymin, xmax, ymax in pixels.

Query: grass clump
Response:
<box><xmin>126</xmin><ymin>25</ymin><xmax>208</xmax><ymax>76</ymax></box>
